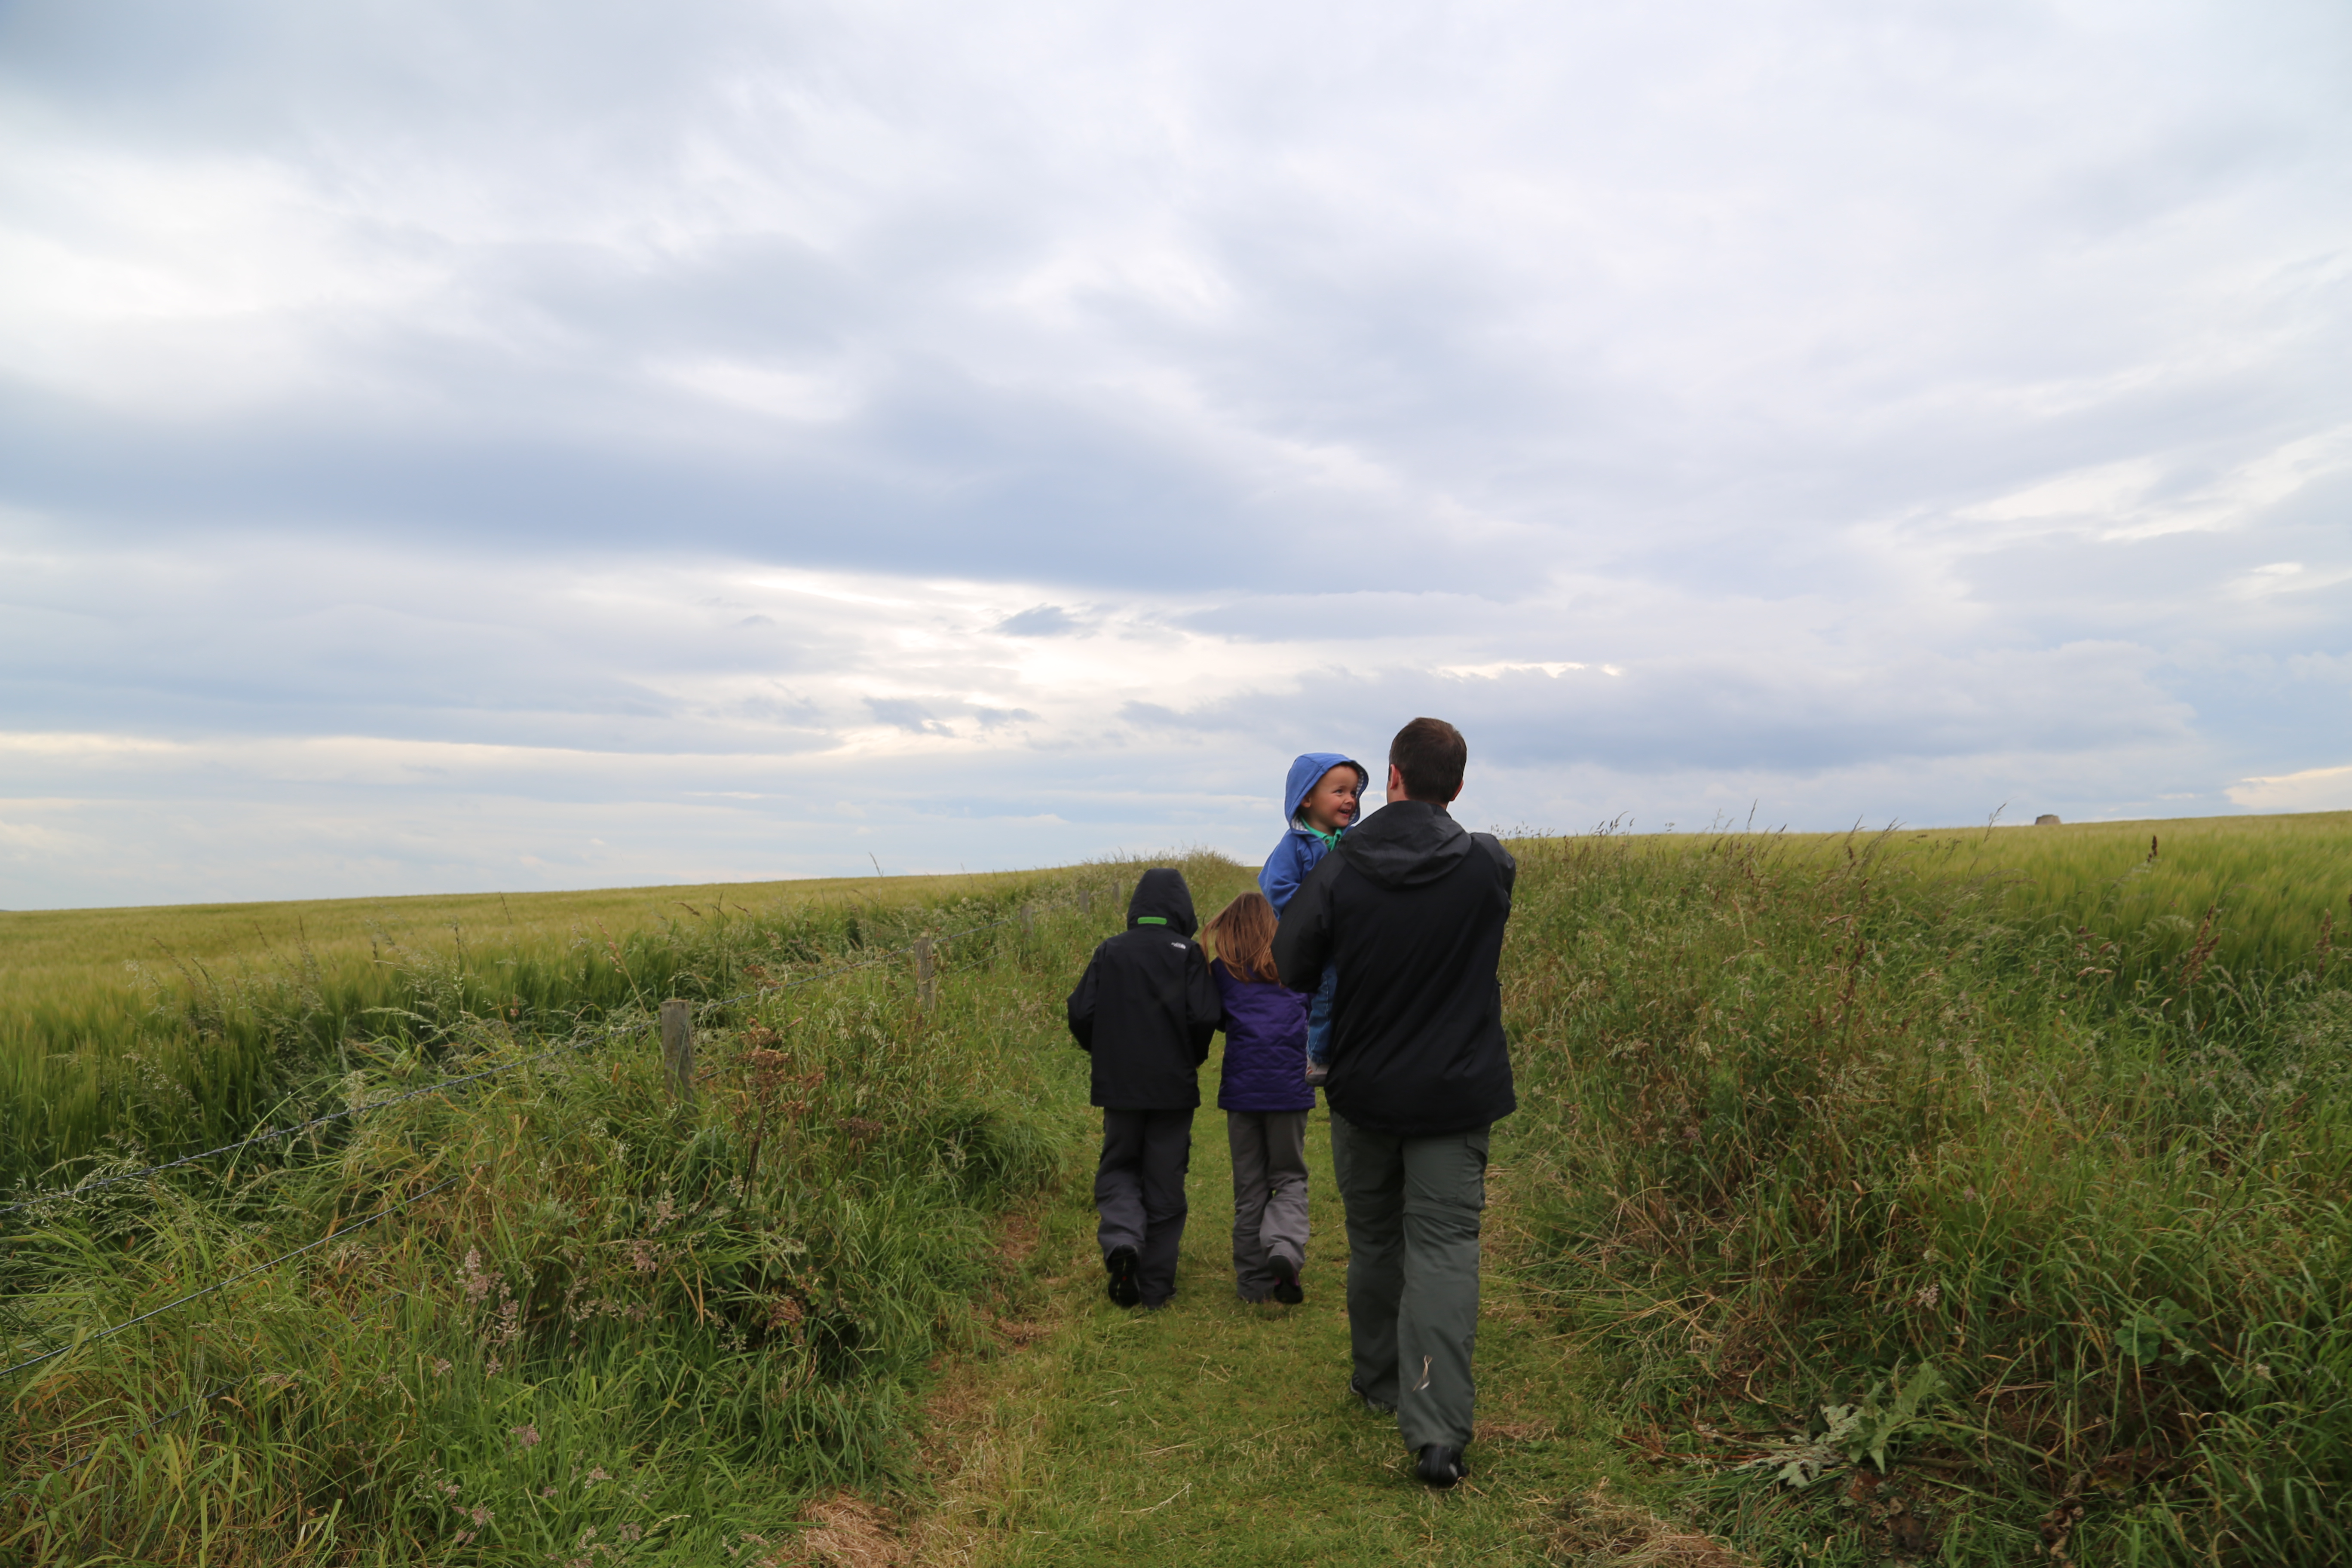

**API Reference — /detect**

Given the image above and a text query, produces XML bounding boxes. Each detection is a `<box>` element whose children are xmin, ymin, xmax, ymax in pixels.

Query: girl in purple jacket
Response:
<box><xmin>1204</xmin><ymin>891</ymin><xmax>1315</xmax><ymax>1304</ymax></box>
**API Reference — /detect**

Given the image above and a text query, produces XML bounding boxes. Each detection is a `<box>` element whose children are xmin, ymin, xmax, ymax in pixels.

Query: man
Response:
<box><xmin>1270</xmin><ymin>716</ymin><xmax>1516</xmax><ymax>1488</ymax></box>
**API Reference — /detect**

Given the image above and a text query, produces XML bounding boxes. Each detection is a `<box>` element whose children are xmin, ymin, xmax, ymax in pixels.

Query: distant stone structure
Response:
<box><xmin>2035</xmin><ymin>814</ymin><xmax>2061</xmax><ymax>826</ymax></box>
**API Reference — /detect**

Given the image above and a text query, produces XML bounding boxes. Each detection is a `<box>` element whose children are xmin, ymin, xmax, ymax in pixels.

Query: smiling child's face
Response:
<box><xmin>1299</xmin><ymin>766</ymin><xmax>1363</xmax><ymax>833</ymax></box>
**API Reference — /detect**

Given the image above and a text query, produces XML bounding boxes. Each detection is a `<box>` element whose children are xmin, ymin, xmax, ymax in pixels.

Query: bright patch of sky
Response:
<box><xmin>2</xmin><ymin>0</ymin><xmax>2348</xmax><ymax>907</ymax></box>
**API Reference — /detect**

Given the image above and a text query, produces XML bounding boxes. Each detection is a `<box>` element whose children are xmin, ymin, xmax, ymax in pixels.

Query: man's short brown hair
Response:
<box><xmin>1389</xmin><ymin>717</ymin><xmax>1466</xmax><ymax>802</ymax></box>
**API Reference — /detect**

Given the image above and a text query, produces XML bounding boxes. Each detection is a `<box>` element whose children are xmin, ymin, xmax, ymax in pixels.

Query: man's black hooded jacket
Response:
<box><xmin>1271</xmin><ymin>799</ymin><xmax>1516</xmax><ymax>1137</ymax></box>
<box><xmin>1066</xmin><ymin>868</ymin><xmax>1222</xmax><ymax>1109</ymax></box>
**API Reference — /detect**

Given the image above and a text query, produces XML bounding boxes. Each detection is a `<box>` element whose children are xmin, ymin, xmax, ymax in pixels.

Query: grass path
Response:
<box><xmin>905</xmin><ymin>1088</ymin><xmax>1642</xmax><ymax>1566</ymax></box>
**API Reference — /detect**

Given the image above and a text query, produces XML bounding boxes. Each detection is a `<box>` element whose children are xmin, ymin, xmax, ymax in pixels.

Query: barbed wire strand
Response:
<box><xmin>0</xmin><ymin>1174</ymin><xmax>461</xmax><ymax>1384</ymax></box>
<box><xmin>1</xmin><ymin>891</ymin><xmax>1084</xmax><ymax>1220</ymax></box>
<box><xmin>0</xmin><ymin>882</ymin><xmax>1112</xmax><ymax>1489</ymax></box>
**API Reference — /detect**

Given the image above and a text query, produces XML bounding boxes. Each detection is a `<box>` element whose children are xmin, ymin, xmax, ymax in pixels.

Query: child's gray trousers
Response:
<box><xmin>1329</xmin><ymin>1112</ymin><xmax>1489</xmax><ymax>1452</ymax></box>
<box><xmin>1095</xmin><ymin>1108</ymin><xmax>1193</xmax><ymax>1306</ymax></box>
<box><xmin>1225</xmin><ymin>1110</ymin><xmax>1310</xmax><ymax>1300</ymax></box>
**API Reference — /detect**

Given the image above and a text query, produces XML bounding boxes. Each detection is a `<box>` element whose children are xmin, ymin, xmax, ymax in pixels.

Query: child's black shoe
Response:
<box><xmin>1303</xmin><ymin>1061</ymin><xmax>1329</xmax><ymax>1087</ymax></box>
<box><xmin>1414</xmin><ymin>1445</ymin><xmax>1468</xmax><ymax>1488</ymax></box>
<box><xmin>1105</xmin><ymin>1245</ymin><xmax>1141</xmax><ymax>1308</ymax></box>
<box><xmin>1268</xmin><ymin>1252</ymin><xmax>1304</xmax><ymax>1305</ymax></box>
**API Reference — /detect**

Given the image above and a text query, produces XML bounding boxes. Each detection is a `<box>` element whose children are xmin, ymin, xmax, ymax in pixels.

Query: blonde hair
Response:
<box><xmin>1204</xmin><ymin>890</ymin><xmax>1282</xmax><ymax>984</ymax></box>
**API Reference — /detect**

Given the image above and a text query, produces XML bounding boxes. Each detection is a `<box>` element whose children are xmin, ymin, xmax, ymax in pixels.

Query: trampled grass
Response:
<box><xmin>913</xmin><ymin>1102</ymin><xmax>1638</xmax><ymax>1567</ymax></box>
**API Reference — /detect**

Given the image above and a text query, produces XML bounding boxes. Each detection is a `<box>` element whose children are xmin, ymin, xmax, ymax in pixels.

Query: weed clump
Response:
<box><xmin>1502</xmin><ymin>827</ymin><xmax>2352</xmax><ymax>1565</ymax></box>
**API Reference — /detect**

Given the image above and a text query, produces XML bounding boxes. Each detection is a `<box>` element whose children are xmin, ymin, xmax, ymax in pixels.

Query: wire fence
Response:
<box><xmin>1</xmin><ymin>887</ymin><xmax>1100</xmax><ymax>1223</ymax></box>
<box><xmin>0</xmin><ymin>882</ymin><xmax>1112</xmax><ymax>1394</ymax></box>
<box><xmin>0</xmin><ymin>1174</ymin><xmax>463</xmax><ymax>1383</ymax></box>
<box><xmin>0</xmin><ymin>878</ymin><xmax>1123</xmax><ymax>1500</ymax></box>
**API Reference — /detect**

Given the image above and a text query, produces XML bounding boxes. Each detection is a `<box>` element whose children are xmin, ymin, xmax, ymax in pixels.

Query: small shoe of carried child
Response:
<box><xmin>1203</xmin><ymin>889</ymin><xmax>1313</xmax><ymax>1305</ymax></box>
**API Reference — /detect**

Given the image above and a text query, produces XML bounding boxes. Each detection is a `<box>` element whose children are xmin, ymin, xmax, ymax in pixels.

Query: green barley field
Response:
<box><xmin>3</xmin><ymin>811</ymin><xmax>2348</xmax><ymax>1565</ymax></box>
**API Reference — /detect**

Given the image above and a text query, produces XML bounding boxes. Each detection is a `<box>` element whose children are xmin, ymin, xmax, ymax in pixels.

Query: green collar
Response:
<box><xmin>1135</xmin><ymin>916</ymin><xmax>1168</xmax><ymax>926</ymax></box>
<box><xmin>1301</xmin><ymin>821</ymin><xmax>1348</xmax><ymax>852</ymax></box>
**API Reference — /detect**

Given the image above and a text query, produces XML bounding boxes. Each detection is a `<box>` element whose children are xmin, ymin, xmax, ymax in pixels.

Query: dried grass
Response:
<box><xmin>795</xmin><ymin>1495</ymin><xmax>902</xmax><ymax>1568</ymax></box>
<box><xmin>1548</xmin><ymin>1485</ymin><xmax>1747</xmax><ymax>1567</ymax></box>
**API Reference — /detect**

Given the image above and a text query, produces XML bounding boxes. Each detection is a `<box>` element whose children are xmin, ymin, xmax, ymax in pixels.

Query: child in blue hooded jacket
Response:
<box><xmin>1259</xmin><ymin>751</ymin><xmax>1368</xmax><ymax>1085</ymax></box>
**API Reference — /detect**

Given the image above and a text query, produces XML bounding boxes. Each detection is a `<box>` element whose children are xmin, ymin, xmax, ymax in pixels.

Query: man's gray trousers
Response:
<box><xmin>1329</xmin><ymin>1112</ymin><xmax>1489</xmax><ymax>1451</ymax></box>
<box><xmin>1095</xmin><ymin>1107</ymin><xmax>1193</xmax><ymax>1306</ymax></box>
<box><xmin>1225</xmin><ymin>1109</ymin><xmax>1310</xmax><ymax>1301</ymax></box>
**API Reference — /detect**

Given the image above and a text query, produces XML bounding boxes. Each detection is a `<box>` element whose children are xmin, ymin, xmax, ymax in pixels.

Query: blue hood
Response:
<box><xmin>1281</xmin><ymin>752</ymin><xmax>1368</xmax><ymax>827</ymax></box>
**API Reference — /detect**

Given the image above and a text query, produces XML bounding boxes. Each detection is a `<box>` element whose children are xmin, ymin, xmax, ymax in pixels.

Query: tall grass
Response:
<box><xmin>4</xmin><ymin>857</ymin><xmax>1236</xmax><ymax>1565</ymax></box>
<box><xmin>0</xmin><ymin>873</ymin><xmax>1052</xmax><ymax>1198</ymax></box>
<box><xmin>1499</xmin><ymin>827</ymin><xmax>2351</xmax><ymax>1565</ymax></box>
<box><xmin>1889</xmin><ymin>810</ymin><xmax>2346</xmax><ymax>983</ymax></box>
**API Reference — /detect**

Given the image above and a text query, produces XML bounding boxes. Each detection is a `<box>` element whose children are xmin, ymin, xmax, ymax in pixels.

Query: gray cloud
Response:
<box><xmin>0</xmin><ymin>0</ymin><xmax>2347</xmax><ymax>905</ymax></box>
<box><xmin>994</xmin><ymin>605</ymin><xmax>1082</xmax><ymax>637</ymax></box>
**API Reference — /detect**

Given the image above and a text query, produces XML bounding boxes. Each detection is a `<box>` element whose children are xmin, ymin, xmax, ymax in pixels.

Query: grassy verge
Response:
<box><xmin>910</xmin><ymin>1100</ymin><xmax>1644</xmax><ymax>1567</ymax></box>
<box><xmin>0</xmin><ymin>872</ymin><xmax>1048</xmax><ymax>1198</ymax></box>
<box><xmin>2</xmin><ymin>860</ymin><xmax>1194</xmax><ymax>1566</ymax></box>
<box><xmin>1501</xmin><ymin>827</ymin><xmax>2351</xmax><ymax>1565</ymax></box>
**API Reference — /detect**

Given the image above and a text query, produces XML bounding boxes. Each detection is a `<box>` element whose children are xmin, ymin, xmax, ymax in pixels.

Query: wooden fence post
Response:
<box><xmin>660</xmin><ymin>999</ymin><xmax>695</xmax><ymax>1105</ymax></box>
<box><xmin>1078</xmin><ymin>888</ymin><xmax>1092</xmax><ymax>915</ymax></box>
<box><xmin>1019</xmin><ymin>903</ymin><xmax>1034</xmax><ymax>936</ymax></box>
<box><xmin>915</xmin><ymin>938</ymin><xmax>937</xmax><ymax>1012</ymax></box>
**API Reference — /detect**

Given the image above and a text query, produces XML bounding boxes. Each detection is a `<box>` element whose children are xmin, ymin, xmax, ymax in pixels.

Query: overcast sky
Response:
<box><xmin>3</xmin><ymin>0</ymin><xmax>2348</xmax><ymax>910</ymax></box>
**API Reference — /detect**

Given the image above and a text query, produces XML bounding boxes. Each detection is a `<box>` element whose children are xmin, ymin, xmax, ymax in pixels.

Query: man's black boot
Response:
<box><xmin>1414</xmin><ymin>1445</ymin><xmax>1467</xmax><ymax>1488</ymax></box>
<box><xmin>1104</xmin><ymin>1245</ymin><xmax>1141</xmax><ymax>1308</ymax></box>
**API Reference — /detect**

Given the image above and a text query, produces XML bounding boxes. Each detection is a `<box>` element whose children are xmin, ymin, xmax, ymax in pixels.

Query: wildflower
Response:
<box><xmin>512</xmin><ymin>1423</ymin><xmax>541</xmax><ymax>1449</ymax></box>
<box><xmin>542</xmin><ymin>1485</ymin><xmax>557</xmax><ymax>1498</ymax></box>
<box><xmin>1912</xmin><ymin>1282</ymin><xmax>1941</xmax><ymax>1309</ymax></box>
<box><xmin>433</xmin><ymin>1358</ymin><xmax>452</xmax><ymax>1376</ymax></box>
<box><xmin>617</xmin><ymin>1524</ymin><xmax>643</xmax><ymax>1543</ymax></box>
<box><xmin>461</xmin><ymin>1249</ymin><xmax>493</xmax><ymax>1304</ymax></box>
<box><xmin>585</xmin><ymin>1467</ymin><xmax>611</xmax><ymax>1484</ymax></box>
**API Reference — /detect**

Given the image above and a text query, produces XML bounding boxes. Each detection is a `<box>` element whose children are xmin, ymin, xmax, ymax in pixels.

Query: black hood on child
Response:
<box><xmin>1126</xmin><ymin>867</ymin><xmax>1199</xmax><ymax>937</ymax></box>
<box><xmin>1067</xmin><ymin>868</ymin><xmax>1222</xmax><ymax>1109</ymax></box>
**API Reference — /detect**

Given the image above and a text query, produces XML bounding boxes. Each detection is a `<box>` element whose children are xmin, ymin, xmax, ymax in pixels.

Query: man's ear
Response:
<box><xmin>1386</xmin><ymin>762</ymin><xmax>1405</xmax><ymax>801</ymax></box>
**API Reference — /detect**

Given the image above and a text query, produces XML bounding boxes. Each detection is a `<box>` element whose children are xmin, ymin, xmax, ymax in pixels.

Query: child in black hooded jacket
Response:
<box><xmin>1066</xmin><ymin>867</ymin><xmax>1222</xmax><ymax>1308</ymax></box>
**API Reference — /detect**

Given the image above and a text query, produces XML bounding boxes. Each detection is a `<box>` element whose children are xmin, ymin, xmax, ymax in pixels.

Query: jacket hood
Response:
<box><xmin>1335</xmin><ymin>799</ymin><xmax>1473</xmax><ymax>890</ymax></box>
<box><xmin>1281</xmin><ymin>752</ymin><xmax>1369</xmax><ymax>828</ymax></box>
<box><xmin>1126</xmin><ymin>867</ymin><xmax>1199</xmax><ymax>937</ymax></box>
